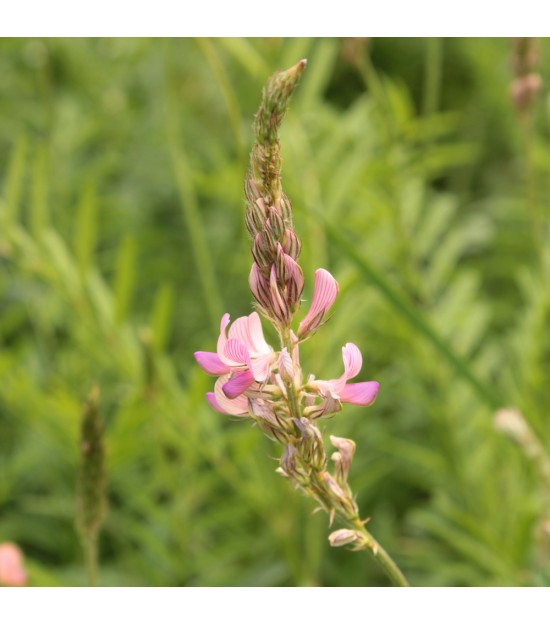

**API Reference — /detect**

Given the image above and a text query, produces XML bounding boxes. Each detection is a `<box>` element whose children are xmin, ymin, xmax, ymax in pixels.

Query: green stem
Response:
<box><xmin>356</xmin><ymin>524</ymin><xmax>410</xmax><ymax>587</ymax></box>
<box><xmin>281</xmin><ymin>328</ymin><xmax>302</xmax><ymax>420</ymax></box>
<box><xmin>423</xmin><ymin>38</ymin><xmax>442</xmax><ymax>117</ymax></box>
<box><xmin>84</xmin><ymin>534</ymin><xmax>99</xmax><ymax>587</ymax></box>
<box><xmin>522</xmin><ymin>115</ymin><xmax>543</xmax><ymax>260</ymax></box>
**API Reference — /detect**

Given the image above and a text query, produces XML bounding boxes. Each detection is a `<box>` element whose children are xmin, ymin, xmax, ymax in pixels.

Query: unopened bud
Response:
<box><xmin>282</xmin><ymin>229</ymin><xmax>301</xmax><ymax>261</ymax></box>
<box><xmin>330</xmin><ymin>435</ymin><xmax>356</xmax><ymax>481</ymax></box>
<box><xmin>269</xmin><ymin>264</ymin><xmax>290</xmax><ymax>322</ymax></box>
<box><xmin>294</xmin><ymin>417</ymin><xmax>326</xmax><ymax>469</ymax></box>
<box><xmin>278</xmin><ymin>348</ymin><xmax>294</xmax><ymax>384</ymax></box>
<box><xmin>281</xmin><ymin>443</ymin><xmax>298</xmax><ymax>476</ymax></box>
<box><xmin>321</xmin><ymin>471</ymin><xmax>358</xmax><ymax>518</ymax></box>
<box><xmin>328</xmin><ymin>528</ymin><xmax>364</xmax><ymax>548</ymax></box>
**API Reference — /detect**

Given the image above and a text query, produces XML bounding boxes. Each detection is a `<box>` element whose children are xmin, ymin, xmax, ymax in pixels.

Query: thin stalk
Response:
<box><xmin>84</xmin><ymin>535</ymin><xmax>99</xmax><ymax>587</ymax></box>
<box><xmin>355</xmin><ymin>524</ymin><xmax>409</xmax><ymax>587</ymax></box>
<box><xmin>522</xmin><ymin>115</ymin><xmax>543</xmax><ymax>260</ymax></box>
<box><xmin>423</xmin><ymin>38</ymin><xmax>443</xmax><ymax>117</ymax></box>
<box><xmin>282</xmin><ymin>326</ymin><xmax>409</xmax><ymax>587</ymax></box>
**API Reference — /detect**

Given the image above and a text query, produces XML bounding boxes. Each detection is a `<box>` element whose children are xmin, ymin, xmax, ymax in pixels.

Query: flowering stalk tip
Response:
<box><xmin>195</xmin><ymin>61</ymin><xmax>408</xmax><ymax>586</ymax></box>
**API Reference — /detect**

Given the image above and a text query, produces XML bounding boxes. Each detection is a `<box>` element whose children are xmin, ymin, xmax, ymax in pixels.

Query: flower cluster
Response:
<box><xmin>194</xmin><ymin>59</ymin><xmax>381</xmax><ymax>547</ymax></box>
<box><xmin>194</xmin><ymin>270</ymin><xmax>379</xmax><ymax>422</ymax></box>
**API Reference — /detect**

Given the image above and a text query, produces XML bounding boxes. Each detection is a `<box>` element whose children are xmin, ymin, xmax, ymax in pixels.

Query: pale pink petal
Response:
<box><xmin>222</xmin><ymin>370</ymin><xmax>256</xmax><ymax>399</ymax></box>
<box><xmin>247</xmin><ymin>312</ymin><xmax>271</xmax><ymax>355</ymax></box>
<box><xmin>278</xmin><ymin>348</ymin><xmax>293</xmax><ymax>382</ymax></box>
<box><xmin>327</xmin><ymin>343</ymin><xmax>363</xmax><ymax>395</ymax></box>
<box><xmin>216</xmin><ymin>313</ymin><xmax>232</xmax><ymax>363</ymax></box>
<box><xmin>228</xmin><ymin>316</ymin><xmax>254</xmax><ymax>351</ymax></box>
<box><xmin>339</xmin><ymin>381</ymin><xmax>379</xmax><ymax>406</ymax></box>
<box><xmin>223</xmin><ymin>338</ymin><xmax>251</xmax><ymax>367</ymax></box>
<box><xmin>342</xmin><ymin>343</ymin><xmax>362</xmax><ymax>380</ymax></box>
<box><xmin>298</xmin><ymin>269</ymin><xmax>339</xmax><ymax>337</ymax></box>
<box><xmin>194</xmin><ymin>351</ymin><xmax>231</xmax><ymax>376</ymax></box>
<box><xmin>250</xmin><ymin>353</ymin><xmax>275</xmax><ymax>382</ymax></box>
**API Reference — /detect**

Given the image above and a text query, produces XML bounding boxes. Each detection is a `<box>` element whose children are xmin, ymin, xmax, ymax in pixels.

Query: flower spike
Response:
<box><xmin>194</xmin><ymin>60</ymin><xmax>408</xmax><ymax>586</ymax></box>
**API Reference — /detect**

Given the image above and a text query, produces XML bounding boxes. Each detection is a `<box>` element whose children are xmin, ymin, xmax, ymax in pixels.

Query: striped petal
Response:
<box><xmin>223</xmin><ymin>338</ymin><xmax>251</xmax><ymax>367</ymax></box>
<box><xmin>298</xmin><ymin>269</ymin><xmax>339</xmax><ymax>337</ymax></box>
<box><xmin>342</xmin><ymin>343</ymin><xmax>362</xmax><ymax>380</ymax></box>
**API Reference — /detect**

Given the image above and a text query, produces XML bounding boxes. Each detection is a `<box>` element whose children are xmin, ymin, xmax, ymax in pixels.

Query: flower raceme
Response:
<box><xmin>193</xmin><ymin>60</ymin><xmax>410</xmax><ymax>584</ymax></box>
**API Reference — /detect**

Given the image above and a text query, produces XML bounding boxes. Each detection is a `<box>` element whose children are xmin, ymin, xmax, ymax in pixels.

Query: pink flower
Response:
<box><xmin>298</xmin><ymin>269</ymin><xmax>339</xmax><ymax>338</ymax></box>
<box><xmin>195</xmin><ymin>312</ymin><xmax>275</xmax><ymax>400</ymax></box>
<box><xmin>206</xmin><ymin>375</ymin><xmax>249</xmax><ymax>416</ymax></box>
<box><xmin>310</xmin><ymin>343</ymin><xmax>379</xmax><ymax>408</ymax></box>
<box><xmin>0</xmin><ymin>542</ymin><xmax>27</xmax><ymax>587</ymax></box>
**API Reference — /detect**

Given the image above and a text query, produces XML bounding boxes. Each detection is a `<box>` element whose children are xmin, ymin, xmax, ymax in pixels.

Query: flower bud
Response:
<box><xmin>278</xmin><ymin>348</ymin><xmax>294</xmax><ymax>384</ymax></box>
<box><xmin>321</xmin><ymin>471</ymin><xmax>358</xmax><ymax>518</ymax></box>
<box><xmin>282</xmin><ymin>229</ymin><xmax>301</xmax><ymax>261</ymax></box>
<box><xmin>330</xmin><ymin>435</ymin><xmax>356</xmax><ymax>482</ymax></box>
<box><xmin>328</xmin><ymin>528</ymin><xmax>364</xmax><ymax>548</ymax></box>
<box><xmin>281</xmin><ymin>443</ymin><xmax>298</xmax><ymax>476</ymax></box>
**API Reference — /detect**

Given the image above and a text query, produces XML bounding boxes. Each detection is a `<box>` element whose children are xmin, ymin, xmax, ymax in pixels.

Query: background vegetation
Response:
<box><xmin>1</xmin><ymin>37</ymin><xmax>550</xmax><ymax>586</ymax></box>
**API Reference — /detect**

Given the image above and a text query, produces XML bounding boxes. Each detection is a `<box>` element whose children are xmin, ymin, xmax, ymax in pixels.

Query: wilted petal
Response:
<box><xmin>298</xmin><ymin>269</ymin><xmax>339</xmax><ymax>337</ymax></box>
<box><xmin>194</xmin><ymin>351</ymin><xmax>231</xmax><ymax>376</ymax></box>
<box><xmin>222</xmin><ymin>369</ymin><xmax>256</xmax><ymax>399</ymax></box>
<box><xmin>339</xmin><ymin>381</ymin><xmax>379</xmax><ymax>406</ymax></box>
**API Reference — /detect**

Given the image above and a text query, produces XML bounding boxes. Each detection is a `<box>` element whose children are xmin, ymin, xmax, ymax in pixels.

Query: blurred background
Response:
<box><xmin>1</xmin><ymin>37</ymin><xmax>550</xmax><ymax>586</ymax></box>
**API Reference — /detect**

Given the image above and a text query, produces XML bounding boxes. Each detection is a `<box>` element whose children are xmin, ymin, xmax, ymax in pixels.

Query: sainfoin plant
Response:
<box><xmin>195</xmin><ymin>59</ymin><xmax>409</xmax><ymax>586</ymax></box>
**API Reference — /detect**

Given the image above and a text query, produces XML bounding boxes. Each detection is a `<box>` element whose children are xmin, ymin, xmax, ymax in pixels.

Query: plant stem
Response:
<box><xmin>84</xmin><ymin>534</ymin><xmax>99</xmax><ymax>587</ymax></box>
<box><xmin>347</xmin><ymin>521</ymin><xmax>409</xmax><ymax>587</ymax></box>
<box><xmin>423</xmin><ymin>38</ymin><xmax>442</xmax><ymax>117</ymax></box>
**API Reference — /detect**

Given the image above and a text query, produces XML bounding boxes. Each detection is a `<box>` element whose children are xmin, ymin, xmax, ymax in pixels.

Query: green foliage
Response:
<box><xmin>1</xmin><ymin>37</ymin><xmax>550</xmax><ymax>586</ymax></box>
